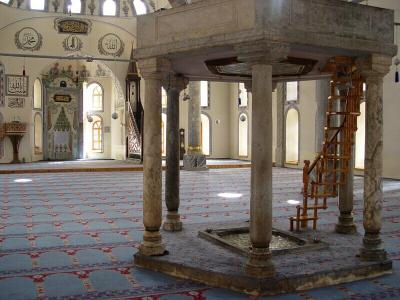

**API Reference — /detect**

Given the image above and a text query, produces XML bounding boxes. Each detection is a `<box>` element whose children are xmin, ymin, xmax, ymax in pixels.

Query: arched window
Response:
<box><xmin>33</xmin><ymin>79</ymin><xmax>42</xmax><ymax>109</ymax></box>
<box><xmin>92</xmin><ymin>116</ymin><xmax>103</xmax><ymax>152</ymax></box>
<box><xmin>238</xmin><ymin>83</ymin><xmax>248</xmax><ymax>107</ymax></box>
<box><xmin>200</xmin><ymin>81</ymin><xmax>209</xmax><ymax>107</ymax></box>
<box><xmin>201</xmin><ymin>113</ymin><xmax>210</xmax><ymax>156</ymax></box>
<box><xmin>30</xmin><ymin>0</ymin><xmax>45</xmax><ymax>10</ymax></box>
<box><xmin>285</xmin><ymin>108</ymin><xmax>299</xmax><ymax>164</ymax></box>
<box><xmin>162</xmin><ymin>87</ymin><xmax>167</xmax><ymax>108</ymax></box>
<box><xmin>0</xmin><ymin>112</ymin><xmax>4</xmax><ymax>159</ymax></box>
<box><xmin>355</xmin><ymin>102</ymin><xmax>365</xmax><ymax>169</ymax></box>
<box><xmin>69</xmin><ymin>0</ymin><xmax>82</xmax><ymax>14</ymax></box>
<box><xmin>34</xmin><ymin>113</ymin><xmax>43</xmax><ymax>154</ymax></box>
<box><xmin>133</xmin><ymin>0</ymin><xmax>147</xmax><ymax>15</ymax></box>
<box><xmin>161</xmin><ymin>113</ymin><xmax>167</xmax><ymax>156</ymax></box>
<box><xmin>87</xmin><ymin>83</ymin><xmax>103</xmax><ymax>111</ymax></box>
<box><xmin>103</xmin><ymin>0</ymin><xmax>116</xmax><ymax>16</ymax></box>
<box><xmin>238</xmin><ymin>113</ymin><xmax>248</xmax><ymax>157</ymax></box>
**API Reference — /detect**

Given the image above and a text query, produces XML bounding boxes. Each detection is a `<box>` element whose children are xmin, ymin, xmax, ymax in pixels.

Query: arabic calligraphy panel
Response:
<box><xmin>6</xmin><ymin>75</ymin><xmax>29</xmax><ymax>97</ymax></box>
<box><xmin>62</xmin><ymin>35</ymin><xmax>83</xmax><ymax>52</ymax></box>
<box><xmin>14</xmin><ymin>27</ymin><xmax>43</xmax><ymax>51</ymax></box>
<box><xmin>0</xmin><ymin>64</ymin><xmax>4</xmax><ymax>107</ymax></box>
<box><xmin>98</xmin><ymin>33</ymin><xmax>124</xmax><ymax>57</ymax></box>
<box><xmin>8</xmin><ymin>97</ymin><xmax>25</xmax><ymax>109</ymax></box>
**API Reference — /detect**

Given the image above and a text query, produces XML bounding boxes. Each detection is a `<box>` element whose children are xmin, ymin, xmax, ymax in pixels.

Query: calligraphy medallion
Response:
<box><xmin>63</xmin><ymin>35</ymin><xmax>83</xmax><ymax>52</ymax></box>
<box><xmin>14</xmin><ymin>27</ymin><xmax>43</xmax><ymax>51</ymax></box>
<box><xmin>98</xmin><ymin>33</ymin><xmax>124</xmax><ymax>57</ymax></box>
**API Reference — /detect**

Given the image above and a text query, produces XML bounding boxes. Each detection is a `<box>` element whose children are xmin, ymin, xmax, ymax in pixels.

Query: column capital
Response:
<box><xmin>137</xmin><ymin>57</ymin><xmax>171</xmax><ymax>80</ymax></box>
<box><xmin>356</xmin><ymin>54</ymin><xmax>392</xmax><ymax>81</ymax></box>
<box><xmin>235</xmin><ymin>41</ymin><xmax>290</xmax><ymax>66</ymax></box>
<box><xmin>162</xmin><ymin>73</ymin><xmax>189</xmax><ymax>93</ymax></box>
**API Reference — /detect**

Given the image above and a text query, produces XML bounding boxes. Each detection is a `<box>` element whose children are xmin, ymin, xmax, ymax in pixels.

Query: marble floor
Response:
<box><xmin>0</xmin><ymin>167</ymin><xmax>399</xmax><ymax>299</ymax></box>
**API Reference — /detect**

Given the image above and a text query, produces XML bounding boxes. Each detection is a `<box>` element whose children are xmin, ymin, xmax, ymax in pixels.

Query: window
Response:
<box><xmin>34</xmin><ymin>113</ymin><xmax>43</xmax><ymax>154</ymax></box>
<box><xmin>201</xmin><ymin>113</ymin><xmax>210</xmax><ymax>156</ymax></box>
<box><xmin>238</xmin><ymin>83</ymin><xmax>248</xmax><ymax>107</ymax></box>
<box><xmin>285</xmin><ymin>108</ymin><xmax>299</xmax><ymax>164</ymax></box>
<box><xmin>103</xmin><ymin>0</ymin><xmax>116</xmax><ymax>16</ymax></box>
<box><xmin>133</xmin><ymin>0</ymin><xmax>147</xmax><ymax>15</ymax></box>
<box><xmin>200</xmin><ymin>81</ymin><xmax>209</xmax><ymax>107</ymax></box>
<box><xmin>162</xmin><ymin>87</ymin><xmax>167</xmax><ymax>108</ymax></box>
<box><xmin>161</xmin><ymin>113</ymin><xmax>167</xmax><ymax>156</ymax></box>
<box><xmin>33</xmin><ymin>79</ymin><xmax>42</xmax><ymax>109</ymax></box>
<box><xmin>238</xmin><ymin>113</ymin><xmax>248</xmax><ymax>157</ymax></box>
<box><xmin>355</xmin><ymin>102</ymin><xmax>365</xmax><ymax>169</ymax></box>
<box><xmin>92</xmin><ymin>116</ymin><xmax>103</xmax><ymax>152</ymax></box>
<box><xmin>87</xmin><ymin>83</ymin><xmax>103</xmax><ymax>111</ymax></box>
<box><xmin>70</xmin><ymin>0</ymin><xmax>82</xmax><ymax>14</ymax></box>
<box><xmin>30</xmin><ymin>0</ymin><xmax>45</xmax><ymax>10</ymax></box>
<box><xmin>286</xmin><ymin>81</ymin><xmax>299</xmax><ymax>102</ymax></box>
<box><xmin>0</xmin><ymin>0</ymin><xmax>10</xmax><ymax>4</ymax></box>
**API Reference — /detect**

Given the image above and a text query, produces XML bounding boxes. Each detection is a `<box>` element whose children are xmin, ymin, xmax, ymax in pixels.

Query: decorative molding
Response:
<box><xmin>98</xmin><ymin>33</ymin><xmax>124</xmax><ymax>57</ymax></box>
<box><xmin>14</xmin><ymin>27</ymin><xmax>43</xmax><ymax>51</ymax></box>
<box><xmin>62</xmin><ymin>35</ymin><xmax>83</xmax><ymax>52</ymax></box>
<box><xmin>5</xmin><ymin>75</ymin><xmax>29</xmax><ymax>97</ymax></box>
<box><xmin>8</xmin><ymin>97</ymin><xmax>25</xmax><ymax>108</ymax></box>
<box><xmin>52</xmin><ymin>0</ymin><xmax>60</xmax><ymax>12</ymax></box>
<box><xmin>88</xmin><ymin>0</ymin><xmax>96</xmax><ymax>15</ymax></box>
<box><xmin>54</xmin><ymin>18</ymin><xmax>92</xmax><ymax>34</ymax></box>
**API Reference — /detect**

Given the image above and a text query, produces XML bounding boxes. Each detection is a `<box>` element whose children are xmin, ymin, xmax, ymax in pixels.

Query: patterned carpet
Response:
<box><xmin>0</xmin><ymin>167</ymin><xmax>399</xmax><ymax>299</ymax></box>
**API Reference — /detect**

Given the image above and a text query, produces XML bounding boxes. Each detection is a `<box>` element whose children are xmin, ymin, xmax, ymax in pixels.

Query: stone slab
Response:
<box><xmin>134</xmin><ymin>222</ymin><xmax>392</xmax><ymax>297</ymax></box>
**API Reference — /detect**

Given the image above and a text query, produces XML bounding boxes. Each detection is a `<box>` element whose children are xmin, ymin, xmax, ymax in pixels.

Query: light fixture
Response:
<box><xmin>112</xmin><ymin>112</ymin><xmax>119</xmax><ymax>120</ymax></box>
<box><xmin>86</xmin><ymin>112</ymin><xmax>93</xmax><ymax>123</ymax></box>
<box><xmin>217</xmin><ymin>192</ymin><xmax>242</xmax><ymax>199</ymax></box>
<box><xmin>395</xmin><ymin>58</ymin><xmax>399</xmax><ymax>83</ymax></box>
<box><xmin>287</xmin><ymin>200</ymin><xmax>300</xmax><ymax>205</ymax></box>
<box><xmin>14</xmin><ymin>178</ymin><xmax>33</xmax><ymax>183</ymax></box>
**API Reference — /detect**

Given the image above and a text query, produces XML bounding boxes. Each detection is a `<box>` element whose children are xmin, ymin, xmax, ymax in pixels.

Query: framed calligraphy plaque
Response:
<box><xmin>8</xmin><ymin>97</ymin><xmax>25</xmax><ymax>108</ymax></box>
<box><xmin>6</xmin><ymin>75</ymin><xmax>29</xmax><ymax>97</ymax></box>
<box><xmin>98</xmin><ymin>33</ymin><xmax>124</xmax><ymax>57</ymax></box>
<box><xmin>54</xmin><ymin>18</ymin><xmax>92</xmax><ymax>35</ymax></box>
<box><xmin>14</xmin><ymin>27</ymin><xmax>43</xmax><ymax>51</ymax></box>
<box><xmin>53</xmin><ymin>94</ymin><xmax>72</xmax><ymax>103</ymax></box>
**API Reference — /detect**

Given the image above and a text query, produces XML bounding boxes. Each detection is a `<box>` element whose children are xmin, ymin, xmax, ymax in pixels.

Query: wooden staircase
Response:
<box><xmin>289</xmin><ymin>57</ymin><xmax>364</xmax><ymax>231</ymax></box>
<box><xmin>127</xmin><ymin>101</ymin><xmax>143</xmax><ymax>160</ymax></box>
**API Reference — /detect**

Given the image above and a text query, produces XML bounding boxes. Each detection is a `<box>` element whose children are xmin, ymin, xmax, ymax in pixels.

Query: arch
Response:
<box><xmin>33</xmin><ymin>78</ymin><xmax>42</xmax><ymax>109</ymax></box>
<box><xmin>34</xmin><ymin>113</ymin><xmax>43</xmax><ymax>154</ymax></box>
<box><xmin>86</xmin><ymin>82</ymin><xmax>104</xmax><ymax>111</ymax></box>
<box><xmin>92</xmin><ymin>115</ymin><xmax>103</xmax><ymax>152</ymax></box>
<box><xmin>161</xmin><ymin>113</ymin><xmax>167</xmax><ymax>156</ymax></box>
<box><xmin>355</xmin><ymin>101</ymin><xmax>366</xmax><ymax>169</ymax></box>
<box><xmin>66</xmin><ymin>0</ymin><xmax>83</xmax><ymax>14</ymax></box>
<box><xmin>238</xmin><ymin>112</ymin><xmax>249</xmax><ymax>157</ymax></box>
<box><xmin>285</xmin><ymin>107</ymin><xmax>299</xmax><ymax>164</ymax></box>
<box><xmin>201</xmin><ymin>113</ymin><xmax>211</xmax><ymax>156</ymax></box>
<box><xmin>103</xmin><ymin>0</ymin><xmax>117</xmax><ymax>16</ymax></box>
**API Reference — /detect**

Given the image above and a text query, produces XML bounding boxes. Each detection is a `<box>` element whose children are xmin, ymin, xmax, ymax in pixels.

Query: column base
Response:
<box><xmin>163</xmin><ymin>212</ymin><xmax>183</xmax><ymax>232</ymax></box>
<box><xmin>245</xmin><ymin>247</ymin><xmax>275</xmax><ymax>277</ymax></box>
<box><xmin>183</xmin><ymin>153</ymin><xmax>208</xmax><ymax>171</ymax></box>
<box><xmin>359</xmin><ymin>232</ymin><xmax>387</xmax><ymax>261</ymax></box>
<box><xmin>139</xmin><ymin>230</ymin><xmax>167</xmax><ymax>257</ymax></box>
<box><xmin>335</xmin><ymin>213</ymin><xmax>357</xmax><ymax>234</ymax></box>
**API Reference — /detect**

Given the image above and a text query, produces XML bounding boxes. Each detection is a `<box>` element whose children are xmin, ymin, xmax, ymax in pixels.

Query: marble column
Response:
<box><xmin>236</xmin><ymin>42</ymin><xmax>289</xmax><ymax>277</ymax></box>
<box><xmin>275</xmin><ymin>82</ymin><xmax>285</xmax><ymax>167</ymax></box>
<box><xmin>183</xmin><ymin>81</ymin><xmax>207</xmax><ymax>171</ymax></box>
<box><xmin>137</xmin><ymin>58</ymin><xmax>170</xmax><ymax>256</ymax></box>
<box><xmin>163</xmin><ymin>74</ymin><xmax>188</xmax><ymax>232</ymax></box>
<box><xmin>357</xmin><ymin>54</ymin><xmax>391</xmax><ymax>261</ymax></box>
<box><xmin>315</xmin><ymin>79</ymin><xmax>330</xmax><ymax>151</ymax></box>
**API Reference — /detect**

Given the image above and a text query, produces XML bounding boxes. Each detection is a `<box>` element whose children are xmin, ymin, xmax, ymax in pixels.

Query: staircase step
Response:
<box><xmin>306</xmin><ymin>205</ymin><xmax>328</xmax><ymax>210</ymax></box>
<box><xmin>327</xmin><ymin>112</ymin><xmax>360</xmax><ymax>116</ymax></box>
<box><xmin>322</xmin><ymin>155</ymin><xmax>351</xmax><ymax>159</ymax></box>
<box><xmin>289</xmin><ymin>216</ymin><xmax>318</xmax><ymax>221</ymax></box>
<box><xmin>315</xmin><ymin>181</ymin><xmax>345</xmax><ymax>186</ymax></box>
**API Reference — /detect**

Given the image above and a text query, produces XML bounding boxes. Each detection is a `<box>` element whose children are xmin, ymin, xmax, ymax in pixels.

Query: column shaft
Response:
<box><xmin>360</xmin><ymin>74</ymin><xmax>386</xmax><ymax>260</ymax></box>
<box><xmin>275</xmin><ymin>82</ymin><xmax>285</xmax><ymax>167</ymax></box>
<box><xmin>139</xmin><ymin>75</ymin><xmax>165</xmax><ymax>256</ymax></box>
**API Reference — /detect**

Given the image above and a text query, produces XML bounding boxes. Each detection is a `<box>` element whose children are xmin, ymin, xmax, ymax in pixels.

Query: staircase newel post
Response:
<box><xmin>301</xmin><ymin>160</ymin><xmax>310</xmax><ymax>228</ymax></box>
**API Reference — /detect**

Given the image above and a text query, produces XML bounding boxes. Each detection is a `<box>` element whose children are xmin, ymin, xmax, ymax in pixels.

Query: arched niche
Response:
<box><xmin>201</xmin><ymin>113</ymin><xmax>211</xmax><ymax>156</ymax></box>
<box><xmin>285</xmin><ymin>107</ymin><xmax>300</xmax><ymax>164</ymax></box>
<box><xmin>33</xmin><ymin>78</ymin><xmax>42</xmax><ymax>109</ymax></box>
<box><xmin>34</xmin><ymin>113</ymin><xmax>43</xmax><ymax>154</ymax></box>
<box><xmin>238</xmin><ymin>112</ymin><xmax>249</xmax><ymax>157</ymax></box>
